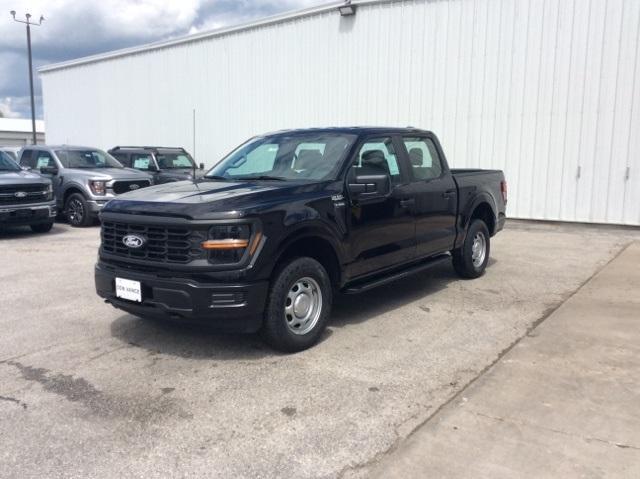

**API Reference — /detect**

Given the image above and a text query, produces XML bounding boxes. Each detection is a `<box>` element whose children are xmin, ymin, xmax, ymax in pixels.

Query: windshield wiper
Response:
<box><xmin>204</xmin><ymin>175</ymin><xmax>228</xmax><ymax>181</ymax></box>
<box><xmin>234</xmin><ymin>175</ymin><xmax>287</xmax><ymax>181</ymax></box>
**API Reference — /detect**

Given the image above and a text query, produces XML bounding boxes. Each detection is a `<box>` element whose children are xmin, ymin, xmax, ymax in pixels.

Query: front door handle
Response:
<box><xmin>442</xmin><ymin>189</ymin><xmax>456</xmax><ymax>199</ymax></box>
<box><xmin>399</xmin><ymin>198</ymin><xmax>415</xmax><ymax>208</ymax></box>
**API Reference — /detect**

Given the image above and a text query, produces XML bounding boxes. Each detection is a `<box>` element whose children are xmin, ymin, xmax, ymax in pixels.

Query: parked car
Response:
<box><xmin>95</xmin><ymin>127</ymin><xmax>507</xmax><ymax>352</ymax></box>
<box><xmin>0</xmin><ymin>150</ymin><xmax>56</xmax><ymax>233</ymax></box>
<box><xmin>0</xmin><ymin>146</ymin><xmax>22</xmax><ymax>162</ymax></box>
<box><xmin>18</xmin><ymin>145</ymin><xmax>153</xmax><ymax>227</ymax></box>
<box><xmin>108</xmin><ymin>146</ymin><xmax>205</xmax><ymax>184</ymax></box>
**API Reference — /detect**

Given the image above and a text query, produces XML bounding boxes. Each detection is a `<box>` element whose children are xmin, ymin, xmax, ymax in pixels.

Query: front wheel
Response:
<box><xmin>260</xmin><ymin>257</ymin><xmax>332</xmax><ymax>352</ymax></box>
<box><xmin>65</xmin><ymin>193</ymin><xmax>93</xmax><ymax>227</ymax></box>
<box><xmin>452</xmin><ymin>219</ymin><xmax>490</xmax><ymax>279</ymax></box>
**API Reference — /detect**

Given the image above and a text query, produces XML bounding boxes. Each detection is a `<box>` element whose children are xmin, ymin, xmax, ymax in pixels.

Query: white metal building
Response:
<box><xmin>0</xmin><ymin>118</ymin><xmax>45</xmax><ymax>146</ymax></box>
<box><xmin>39</xmin><ymin>0</ymin><xmax>640</xmax><ymax>226</ymax></box>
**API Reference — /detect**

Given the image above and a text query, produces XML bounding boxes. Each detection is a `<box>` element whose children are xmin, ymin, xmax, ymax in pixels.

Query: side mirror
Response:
<box><xmin>147</xmin><ymin>163</ymin><xmax>159</xmax><ymax>172</ymax></box>
<box><xmin>348</xmin><ymin>169</ymin><xmax>391</xmax><ymax>203</ymax></box>
<box><xmin>40</xmin><ymin>165</ymin><xmax>59</xmax><ymax>175</ymax></box>
<box><xmin>199</xmin><ymin>162</ymin><xmax>205</xmax><ymax>170</ymax></box>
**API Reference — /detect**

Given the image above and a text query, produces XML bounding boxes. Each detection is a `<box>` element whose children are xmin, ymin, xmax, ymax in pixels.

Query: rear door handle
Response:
<box><xmin>399</xmin><ymin>198</ymin><xmax>415</xmax><ymax>208</ymax></box>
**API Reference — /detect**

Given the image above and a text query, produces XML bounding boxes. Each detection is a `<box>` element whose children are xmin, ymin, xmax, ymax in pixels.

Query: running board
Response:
<box><xmin>342</xmin><ymin>253</ymin><xmax>451</xmax><ymax>294</ymax></box>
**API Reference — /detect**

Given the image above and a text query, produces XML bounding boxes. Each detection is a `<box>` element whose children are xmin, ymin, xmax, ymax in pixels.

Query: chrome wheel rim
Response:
<box><xmin>471</xmin><ymin>232</ymin><xmax>486</xmax><ymax>268</ymax></box>
<box><xmin>68</xmin><ymin>199</ymin><xmax>84</xmax><ymax>225</ymax></box>
<box><xmin>284</xmin><ymin>276</ymin><xmax>322</xmax><ymax>335</ymax></box>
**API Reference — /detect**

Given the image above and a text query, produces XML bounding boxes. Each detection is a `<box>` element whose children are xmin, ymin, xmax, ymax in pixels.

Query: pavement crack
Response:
<box><xmin>335</xmin><ymin>243</ymin><xmax>633</xmax><ymax>478</ymax></box>
<box><xmin>470</xmin><ymin>410</ymin><xmax>640</xmax><ymax>451</ymax></box>
<box><xmin>0</xmin><ymin>395</ymin><xmax>27</xmax><ymax>409</ymax></box>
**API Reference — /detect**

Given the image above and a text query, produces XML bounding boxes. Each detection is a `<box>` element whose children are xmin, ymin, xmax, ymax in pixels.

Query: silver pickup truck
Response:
<box><xmin>0</xmin><ymin>151</ymin><xmax>57</xmax><ymax>233</ymax></box>
<box><xmin>18</xmin><ymin>145</ymin><xmax>153</xmax><ymax>227</ymax></box>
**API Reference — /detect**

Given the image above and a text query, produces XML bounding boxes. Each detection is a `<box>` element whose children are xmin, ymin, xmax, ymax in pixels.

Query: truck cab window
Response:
<box><xmin>35</xmin><ymin>151</ymin><xmax>55</xmax><ymax>169</ymax></box>
<box><xmin>403</xmin><ymin>137</ymin><xmax>442</xmax><ymax>181</ymax></box>
<box><xmin>20</xmin><ymin>149</ymin><xmax>34</xmax><ymax>168</ymax></box>
<box><xmin>354</xmin><ymin>138</ymin><xmax>401</xmax><ymax>184</ymax></box>
<box><xmin>131</xmin><ymin>154</ymin><xmax>153</xmax><ymax>170</ymax></box>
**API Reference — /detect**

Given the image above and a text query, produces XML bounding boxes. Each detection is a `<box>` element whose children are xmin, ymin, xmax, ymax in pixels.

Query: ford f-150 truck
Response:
<box><xmin>108</xmin><ymin>146</ymin><xmax>205</xmax><ymax>184</ymax></box>
<box><xmin>95</xmin><ymin>128</ymin><xmax>507</xmax><ymax>352</ymax></box>
<box><xmin>19</xmin><ymin>145</ymin><xmax>153</xmax><ymax>227</ymax></box>
<box><xmin>0</xmin><ymin>151</ymin><xmax>56</xmax><ymax>233</ymax></box>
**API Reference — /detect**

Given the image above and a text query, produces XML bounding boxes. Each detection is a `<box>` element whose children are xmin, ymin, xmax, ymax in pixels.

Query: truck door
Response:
<box><xmin>346</xmin><ymin>136</ymin><xmax>417</xmax><ymax>278</ymax></box>
<box><xmin>399</xmin><ymin>135</ymin><xmax>458</xmax><ymax>257</ymax></box>
<box><xmin>33</xmin><ymin>150</ymin><xmax>63</xmax><ymax>202</ymax></box>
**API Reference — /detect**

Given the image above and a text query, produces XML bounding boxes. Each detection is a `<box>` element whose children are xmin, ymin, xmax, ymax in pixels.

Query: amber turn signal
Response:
<box><xmin>201</xmin><ymin>239</ymin><xmax>249</xmax><ymax>250</ymax></box>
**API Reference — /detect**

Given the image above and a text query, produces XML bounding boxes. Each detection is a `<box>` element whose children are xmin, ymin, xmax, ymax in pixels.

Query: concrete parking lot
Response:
<box><xmin>1</xmin><ymin>220</ymin><xmax>639</xmax><ymax>478</ymax></box>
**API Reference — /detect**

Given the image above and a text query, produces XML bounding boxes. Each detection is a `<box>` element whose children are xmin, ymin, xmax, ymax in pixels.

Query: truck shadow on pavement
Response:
<box><xmin>109</xmin><ymin>258</ymin><xmax>497</xmax><ymax>359</ymax></box>
<box><xmin>0</xmin><ymin>223</ymin><xmax>67</xmax><ymax>238</ymax></box>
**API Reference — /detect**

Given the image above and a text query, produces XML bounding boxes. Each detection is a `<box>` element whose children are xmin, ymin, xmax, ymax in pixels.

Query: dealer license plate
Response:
<box><xmin>115</xmin><ymin>277</ymin><xmax>142</xmax><ymax>302</ymax></box>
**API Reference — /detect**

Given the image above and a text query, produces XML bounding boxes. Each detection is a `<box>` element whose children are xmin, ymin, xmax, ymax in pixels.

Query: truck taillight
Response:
<box><xmin>501</xmin><ymin>180</ymin><xmax>508</xmax><ymax>204</ymax></box>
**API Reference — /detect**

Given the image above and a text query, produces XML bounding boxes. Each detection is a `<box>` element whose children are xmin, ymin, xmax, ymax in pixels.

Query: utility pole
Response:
<box><xmin>10</xmin><ymin>10</ymin><xmax>44</xmax><ymax>145</ymax></box>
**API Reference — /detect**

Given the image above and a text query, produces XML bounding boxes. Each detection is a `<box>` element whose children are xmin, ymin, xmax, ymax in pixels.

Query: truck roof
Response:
<box><xmin>262</xmin><ymin>126</ymin><xmax>432</xmax><ymax>136</ymax></box>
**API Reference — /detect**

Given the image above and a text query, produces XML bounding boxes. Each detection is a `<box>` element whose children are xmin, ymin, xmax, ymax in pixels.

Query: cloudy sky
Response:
<box><xmin>0</xmin><ymin>0</ymin><xmax>323</xmax><ymax>119</ymax></box>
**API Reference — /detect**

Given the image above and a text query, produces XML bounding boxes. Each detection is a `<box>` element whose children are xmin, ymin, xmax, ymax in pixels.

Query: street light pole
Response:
<box><xmin>10</xmin><ymin>11</ymin><xmax>44</xmax><ymax>145</ymax></box>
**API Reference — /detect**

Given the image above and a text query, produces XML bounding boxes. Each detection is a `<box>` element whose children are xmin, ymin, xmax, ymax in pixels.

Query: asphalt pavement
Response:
<box><xmin>1</xmin><ymin>220</ymin><xmax>638</xmax><ymax>478</ymax></box>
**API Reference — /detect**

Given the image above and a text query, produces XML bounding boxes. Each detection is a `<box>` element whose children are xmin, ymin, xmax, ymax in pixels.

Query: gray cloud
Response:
<box><xmin>0</xmin><ymin>0</ymin><xmax>323</xmax><ymax>118</ymax></box>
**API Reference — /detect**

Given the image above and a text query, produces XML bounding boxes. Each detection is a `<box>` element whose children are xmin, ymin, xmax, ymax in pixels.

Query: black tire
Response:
<box><xmin>30</xmin><ymin>222</ymin><xmax>54</xmax><ymax>233</ymax></box>
<box><xmin>260</xmin><ymin>257</ymin><xmax>332</xmax><ymax>353</ymax></box>
<box><xmin>452</xmin><ymin>219</ymin><xmax>490</xmax><ymax>279</ymax></box>
<box><xmin>65</xmin><ymin>193</ymin><xmax>92</xmax><ymax>227</ymax></box>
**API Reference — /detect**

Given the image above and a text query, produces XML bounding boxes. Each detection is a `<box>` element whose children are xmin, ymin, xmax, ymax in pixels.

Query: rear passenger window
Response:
<box><xmin>354</xmin><ymin>138</ymin><xmax>401</xmax><ymax>183</ymax></box>
<box><xmin>403</xmin><ymin>137</ymin><xmax>443</xmax><ymax>180</ymax></box>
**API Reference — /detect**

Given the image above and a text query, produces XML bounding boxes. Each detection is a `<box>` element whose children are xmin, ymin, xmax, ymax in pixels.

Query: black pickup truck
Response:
<box><xmin>95</xmin><ymin>128</ymin><xmax>506</xmax><ymax>351</ymax></box>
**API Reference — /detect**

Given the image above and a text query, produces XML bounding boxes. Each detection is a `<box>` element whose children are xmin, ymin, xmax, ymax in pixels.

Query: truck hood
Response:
<box><xmin>63</xmin><ymin>167</ymin><xmax>152</xmax><ymax>180</ymax></box>
<box><xmin>0</xmin><ymin>169</ymin><xmax>51</xmax><ymax>186</ymax></box>
<box><xmin>158</xmin><ymin>168</ymin><xmax>206</xmax><ymax>181</ymax></box>
<box><xmin>103</xmin><ymin>179</ymin><xmax>333</xmax><ymax>220</ymax></box>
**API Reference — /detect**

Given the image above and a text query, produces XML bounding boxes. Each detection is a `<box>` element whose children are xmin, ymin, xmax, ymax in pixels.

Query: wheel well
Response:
<box><xmin>470</xmin><ymin>202</ymin><xmax>495</xmax><ymax>235</ymax></box>
<box><xmin>63</xmin><ymin>187</ymin><xmax>84</xmax><ymax>205</ymax></box>
<box><xmin>275</xmin><ymin>236</ymin><xmax>341</xmax><ymax>287</ymax></box>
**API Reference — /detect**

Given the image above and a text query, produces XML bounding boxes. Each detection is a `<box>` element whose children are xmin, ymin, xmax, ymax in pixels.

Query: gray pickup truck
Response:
<box><xmin>18</xmin><ymin>145</ymin><xmax>153</xmax><ymax>227</ymax></box>
<box><xmin>0</xmin><ymin>151</ymin><xmax>56</xmax><ymax>233</ymax></box>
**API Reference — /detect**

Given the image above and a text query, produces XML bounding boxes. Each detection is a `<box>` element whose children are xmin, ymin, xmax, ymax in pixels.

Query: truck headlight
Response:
<box><xmin>44</xmin><ymin>183</ymin><xmax>53</xmax><ymax>200</ymax></box>
<box><xmin>201</xmin><ymin>224</ymin><xmax>260</xmax><ymax>264</ymax></box>
<box><xmin>89</xmin><ymin>180</ymin><xmax>106</xmax><ymax>196</ymax></box>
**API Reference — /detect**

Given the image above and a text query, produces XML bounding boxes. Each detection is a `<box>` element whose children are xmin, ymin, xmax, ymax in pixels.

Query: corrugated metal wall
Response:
<box><xmin>41</xmin><ymin>0</ymin><xmax>640</xmax><ymax>225</ymax></box>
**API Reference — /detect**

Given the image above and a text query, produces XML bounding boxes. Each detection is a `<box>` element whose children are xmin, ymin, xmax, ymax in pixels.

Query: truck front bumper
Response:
<box><xmin>0</xmin><ymin>201</ymin><xmax>57</xmax><ymax>226</ymax></box>
<box><xmin>95</xmin><ymin>262</ymin><xmax>269</xmax><ymax>333</ymax></box>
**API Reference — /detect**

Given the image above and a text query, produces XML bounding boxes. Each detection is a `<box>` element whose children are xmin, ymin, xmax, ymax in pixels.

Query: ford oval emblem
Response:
<box><xmin>122</xmin><ymin>234</ymin><xmax>145</xmax><ymax>249</ymax></box>
<box><xmin>129</xmin><ymin>184</ymin><xmax>140</xmax><ymax>190</ymax></box>
<box><xmin>15</xmin><ymin>191</ymin><xmax>27</xmax><ymax>198</ymax></box>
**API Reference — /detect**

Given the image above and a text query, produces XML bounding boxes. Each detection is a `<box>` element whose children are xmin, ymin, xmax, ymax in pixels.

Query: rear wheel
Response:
<box><xmin>65</xmin><ymin>193</ymin><xmax>92</xmax><ymax>227</ymax></box>
<box><xmin>260</xmin><ymin>257</ymin><xmax>332</xmax><ymax>352</ymax></box>
<box><xmin>452</xmin><ymin>219</ymin><xmax>490</xmax><ymax>279</ymax></box>
<box><xmin>30</xmin><ymin>222</ymin><xmax>54</xmax><ymax>233</ymax></box>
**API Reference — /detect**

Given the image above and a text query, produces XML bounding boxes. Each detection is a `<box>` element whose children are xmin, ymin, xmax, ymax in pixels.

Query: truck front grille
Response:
<box><xmin>0</xmin><ymin>184</ymin><xmax>49</xmax><ymax>205</ymax></box>
<box><xmin>112</xmin><ymin>180</ymin><xmax>151</xmax><ymax>195</ymax></box>
<box><xmin>101</xmin><ymin>221</ymin><xmax>204</xmax><ymax>263</ymax></box>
